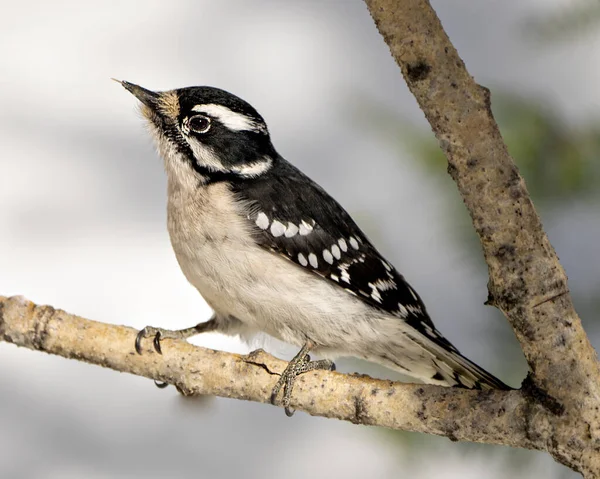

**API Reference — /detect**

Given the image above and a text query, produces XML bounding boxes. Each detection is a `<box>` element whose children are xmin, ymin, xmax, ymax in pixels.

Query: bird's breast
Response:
<box><xmin>167</xmin><ymin>182</ymin><xmax>254</xmax><ymax>307</ymax></box>
<box><xmin>165</xmin><ymin>181</ymin><xmax>384</xmax><ymax>348</ymax></box>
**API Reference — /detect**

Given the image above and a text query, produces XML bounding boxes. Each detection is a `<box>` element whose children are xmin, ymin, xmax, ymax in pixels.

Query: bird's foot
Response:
<box><xmin>134</xmin><ymin>319</ymin><xmax>218</xmax><ymax>389</ymax></box>
<box><xmin>270</xmin><ymin>343</ymin><xmax>335</xmax><ymax>417</ymax></box>
<box><xmin>135</xmin><ymin>322</ymin><xmax>215</xmax><ymax>355</ymax></box>
<box><xmin>136</xmin><ymin>326</ymin><xmax>191</xmax><ymax>355</ymax></box>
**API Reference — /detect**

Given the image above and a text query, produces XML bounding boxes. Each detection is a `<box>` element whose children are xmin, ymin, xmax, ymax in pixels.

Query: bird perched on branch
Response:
<box><xmin>117</xmin><ymin>80</ymin><xmax>510</xmax><ymax>416</ymax></box>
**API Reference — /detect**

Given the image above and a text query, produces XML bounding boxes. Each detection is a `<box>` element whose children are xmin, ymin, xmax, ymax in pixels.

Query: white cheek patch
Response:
<box><xmin>192</xmin><ymin>104</ymin><xmax>267</xmax><ymax>133</ymax></box>
<box><xmin>187</xmin><ymin>137</ymin><xmax>227</xmax><ymax>172</ymax></box>
<box><xmin>187</xmin><ymin>134</ymin><xmax>272</xmax><ymax>176</ymax></box>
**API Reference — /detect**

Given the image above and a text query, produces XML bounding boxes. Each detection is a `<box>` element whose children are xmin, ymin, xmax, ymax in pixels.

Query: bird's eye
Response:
<box><xmin>188</xmin><ymin>115</ymin><xmax>211</xmax><ymax>134</ymax></box>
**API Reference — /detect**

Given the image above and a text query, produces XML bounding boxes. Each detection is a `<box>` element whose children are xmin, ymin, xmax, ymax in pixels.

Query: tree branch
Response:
<box><xmin>364</xmin><ymin>0</ymin><xmax>600</xmax><ymax>476</ymax></box>
<box><xmin>0</xmin><ymin>294</ymin><xmax>540</xmax><ymax>448</ymax></box>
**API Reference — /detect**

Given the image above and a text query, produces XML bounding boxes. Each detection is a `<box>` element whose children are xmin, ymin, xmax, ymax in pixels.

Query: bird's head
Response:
<box><xmin>118</xmin><ymin>81</ymin><xmax>277</xmax><ymax>185</ymax></box>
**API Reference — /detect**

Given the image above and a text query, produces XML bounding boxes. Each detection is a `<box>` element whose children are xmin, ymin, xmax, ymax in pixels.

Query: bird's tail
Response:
<box><xmin>376</xmin><ymin>320</ymin><xmax>512</xmax><ymax>390</ymax></box>
<box><xmin>429</xmin><ymin>348</ymin><xmax>511</xmax><ymax>390</ymax></box>
<box><xmin>415</xmin><ymin>332</ymin><xmax>512</xmax><ymax>390</ymax></box>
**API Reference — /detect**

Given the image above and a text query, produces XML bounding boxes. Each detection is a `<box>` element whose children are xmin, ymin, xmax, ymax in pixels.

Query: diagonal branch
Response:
<box><xmin>364</xmin><ymin>0</ymin><xmax>600</xmax><ymax>475</ymax></box>
<box><xmin>1</xmin><ymin>294</ymin><xmax>538</xmax><ymax>448</ymax></box>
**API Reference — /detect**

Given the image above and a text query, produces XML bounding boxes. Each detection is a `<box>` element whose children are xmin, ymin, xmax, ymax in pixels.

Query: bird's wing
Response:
<box><xmin>231</xmin><ymin>159</ymin><xmax>458</xmax><ymax>353</ymax></box>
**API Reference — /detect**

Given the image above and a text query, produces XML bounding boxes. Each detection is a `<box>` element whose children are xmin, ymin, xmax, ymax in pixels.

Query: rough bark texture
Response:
<box><xmin>1</xmin><ymin>1</ymin><xmax>599</xmax><ymax>477</ymax></box>
<box><xmin>364</xmin><ymin>0</ymin><xmax>600</xmax><ymax>476</ymax></box>
<box><xmin>0</xmin><ymin>294</ymin><xmax>543</xmax><ymax>449</ymax></box>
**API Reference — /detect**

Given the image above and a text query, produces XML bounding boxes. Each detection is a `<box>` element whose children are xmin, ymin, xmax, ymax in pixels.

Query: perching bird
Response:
<box><xmin>118</xmin><ymin>81</ymin><xmax>510</xmax><ymax>415</ymax></box>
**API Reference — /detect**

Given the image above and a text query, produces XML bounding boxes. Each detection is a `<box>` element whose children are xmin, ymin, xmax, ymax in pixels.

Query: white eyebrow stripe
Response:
<box><xmin>192</xmin><ymin>104</ymin><xmax>265</xmax><ymax>132</ymax></box>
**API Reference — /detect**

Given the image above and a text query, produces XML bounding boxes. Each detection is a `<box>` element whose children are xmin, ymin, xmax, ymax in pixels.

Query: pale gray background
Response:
<box><xmin>1</xmin><ymin>1</ymin><xmax>598</xmax><ymax>478</ymax></box>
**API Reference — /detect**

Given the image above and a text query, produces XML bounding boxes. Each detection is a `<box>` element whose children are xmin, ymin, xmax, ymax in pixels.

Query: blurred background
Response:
<box><xmin>1</xmin><ymin>1</ymin><xmax>598</xmax><ymax>477</ymax></box>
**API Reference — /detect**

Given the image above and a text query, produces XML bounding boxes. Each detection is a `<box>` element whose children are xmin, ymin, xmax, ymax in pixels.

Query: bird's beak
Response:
<box><xmin>114</xmin><ymin>79</ymin><xmax>160</xmax><ymax>110</ymax></box>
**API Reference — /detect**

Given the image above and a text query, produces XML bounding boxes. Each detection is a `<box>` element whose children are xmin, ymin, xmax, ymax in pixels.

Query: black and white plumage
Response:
<box><xmin>120</xmin><ymin>81</ymin><xmax>510</xmax><ymax>394</ymax></box>
<box><xmin>234</xmin><ymin>161</ymin><xmax>452</xmax><ymax>346</ymax></box>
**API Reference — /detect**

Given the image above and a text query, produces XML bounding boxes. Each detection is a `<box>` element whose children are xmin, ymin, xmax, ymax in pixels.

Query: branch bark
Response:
<box><xmin>0</xmin><ymin>294</ymin><xmax>541</xmax><ymax>448</ymax></box>
<box><xmin>364</xmin><ymin>0</ymin><xmax>600</xmax><ymax>476</ymax></box>
<box><xmin>2</xmin><ymin>0</ymin><xmax>599</xmax><ymax>477</ymax></box>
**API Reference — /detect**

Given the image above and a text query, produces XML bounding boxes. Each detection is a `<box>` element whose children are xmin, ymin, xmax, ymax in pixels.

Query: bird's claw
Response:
<box><xmin>135</xmin><ymin>327</ymin><xmax>171</xmax><ymax>388</ymax></box>
<box><xmin>153</xmin><ymin>331</ymin><xmax>163</xmax><ymax>354</ymax></box>
<box><xmin>135</xmin><ymin>326</ymin><xmax>165</xmax><ymax>355</ymax></box>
